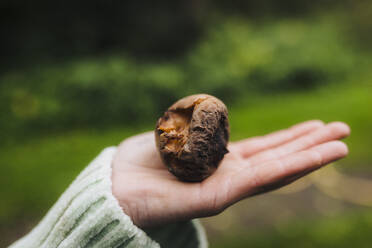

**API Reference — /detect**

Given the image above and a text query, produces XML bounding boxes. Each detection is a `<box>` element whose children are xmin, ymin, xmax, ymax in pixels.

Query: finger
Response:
<box><xmin>228</xmin><ymin>140</ymin><xmax>348</xmax><ymax>205</ymax></box>
<box><xmin>247</xmin><ymin>122</ymin><xmax>350</xmax><ymax>165</ymax></box>
<box><xmin>231</xmin><ymin>120</ymin><xmax>324</xmax><ymax>158</ymax></box>
<box><xmin>249</xmin><ymin>166</ymin><xmax>316</xmax><ymax>197</ymax></box>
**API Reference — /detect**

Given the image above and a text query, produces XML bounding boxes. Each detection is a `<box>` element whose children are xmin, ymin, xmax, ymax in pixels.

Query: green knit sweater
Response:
<box><xmin>10</xmin><ymin>147</ymin><xmax>208</xmax><ymax>248</ymax></box>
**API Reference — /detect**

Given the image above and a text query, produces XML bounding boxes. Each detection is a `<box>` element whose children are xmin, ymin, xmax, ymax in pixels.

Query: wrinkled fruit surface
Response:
<box><xmin>155</xmin><ymin>94</ymin><xmax>230</xmax><ymax>182</ymax></box>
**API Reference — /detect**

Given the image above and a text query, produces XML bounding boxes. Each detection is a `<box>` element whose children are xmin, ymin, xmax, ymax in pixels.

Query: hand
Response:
<box><xmin>112</xmin><ymin>120</ymin><xmax>350</xmax><ymax>227</ymax></box>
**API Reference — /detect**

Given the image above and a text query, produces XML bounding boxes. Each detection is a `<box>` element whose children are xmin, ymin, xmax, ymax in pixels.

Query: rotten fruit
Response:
<box><xmin>155</xmin><ymin>94</ymin><xmax>230</xmax><ymax>182</ymax></box>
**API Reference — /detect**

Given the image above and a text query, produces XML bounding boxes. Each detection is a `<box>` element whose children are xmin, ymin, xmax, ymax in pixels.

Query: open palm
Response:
<box><xmin>112</xmin><ymin>120</ymin><xmax>350</xmax><ymax>228</ymax></box>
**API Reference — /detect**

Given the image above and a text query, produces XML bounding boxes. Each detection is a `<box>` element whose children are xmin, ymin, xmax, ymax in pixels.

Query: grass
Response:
<box><xmin>230</xmin><ymin>81</ymin><xmax>372</xmax><ymax>171</ymax></box>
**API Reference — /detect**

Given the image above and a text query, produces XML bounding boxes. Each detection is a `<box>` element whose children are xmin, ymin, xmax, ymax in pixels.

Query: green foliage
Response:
<box><xmin>187</xmin><ymin>18</ymin><xmax>356</xmax><ymax>93</ymax></box>
<box><xmin>0</xmin><ymin>18</ymin><xmax>360</xmax><ymax>143</ymax></box>
<box><xmin>3</xmin><ymin>0</ymin><xmax>364</xmax><ymax>70</ymax></box>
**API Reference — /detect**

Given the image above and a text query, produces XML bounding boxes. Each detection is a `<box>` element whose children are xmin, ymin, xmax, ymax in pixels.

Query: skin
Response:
<box><xmin>112</xmin><ymin>120</ymin><xmax>350</xmax><ymax>228</ymax></box>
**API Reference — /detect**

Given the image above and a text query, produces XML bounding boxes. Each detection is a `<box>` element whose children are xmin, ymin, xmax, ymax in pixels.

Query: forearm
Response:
<box><xmin>10</xmin><ymin>148</ymin><xmax>158</xmax><ymax>248</ymax></box>
<box><xmin>10</xmin><ymin>148</ymin><xmax>207</xmax><ymax>248</ymax></box>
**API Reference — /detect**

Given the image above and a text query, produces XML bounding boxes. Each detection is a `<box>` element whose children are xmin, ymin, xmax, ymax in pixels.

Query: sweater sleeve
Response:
<box><xmin>9</xmin><ymin>147</ymin><xmax>208</xmax><ymax>248</ymax></box>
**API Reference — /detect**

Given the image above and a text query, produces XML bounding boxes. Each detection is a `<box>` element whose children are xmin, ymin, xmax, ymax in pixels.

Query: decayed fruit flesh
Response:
<box><xmin>155</xmin><ymin>94</ymin><xmax>230</xmax><ymax>182</ymax></box>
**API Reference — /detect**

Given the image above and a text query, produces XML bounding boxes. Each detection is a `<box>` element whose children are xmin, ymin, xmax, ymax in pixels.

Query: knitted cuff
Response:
<box><xmin>10</xmin><ymin>147</ymin><xmax>208</xmax><ymax>248</ymax></box>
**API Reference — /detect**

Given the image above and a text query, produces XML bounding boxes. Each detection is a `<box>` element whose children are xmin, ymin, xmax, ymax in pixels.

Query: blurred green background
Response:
<box><xmin>1</xmin><ymin>0</ymin><xmax>372</xmax><ymax>247</ymax></box>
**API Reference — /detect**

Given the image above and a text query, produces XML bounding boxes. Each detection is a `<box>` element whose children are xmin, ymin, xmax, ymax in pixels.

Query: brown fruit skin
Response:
<box><xmin>155</xmin><ymin>94</ymin><xmax>230</xmax><ymax>182</ymax></box>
